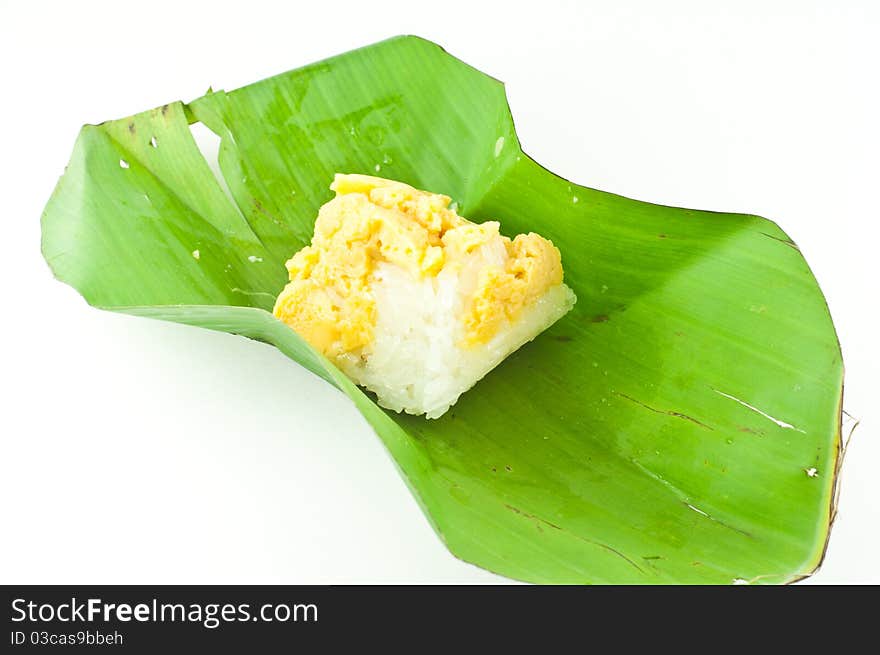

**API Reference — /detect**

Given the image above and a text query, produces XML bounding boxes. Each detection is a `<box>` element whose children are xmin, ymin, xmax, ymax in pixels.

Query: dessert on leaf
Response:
<box><xmin>274</xmin><ymin>174</ymin><xmax>576</xmax><ymax>418</ymax></box>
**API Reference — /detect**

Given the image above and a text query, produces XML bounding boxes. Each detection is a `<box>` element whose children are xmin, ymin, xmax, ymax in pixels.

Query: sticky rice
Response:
<box><xmin>273</xmin><ymin>174</ymin><xmax>576</xmax><ymax>418</ymax></box>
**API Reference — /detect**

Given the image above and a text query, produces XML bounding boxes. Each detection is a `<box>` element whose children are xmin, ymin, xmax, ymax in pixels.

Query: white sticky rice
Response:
<box><xmin>335</xmin><ymin>240</ymin><xmax>576</xmax><ymax>418</ymax></box>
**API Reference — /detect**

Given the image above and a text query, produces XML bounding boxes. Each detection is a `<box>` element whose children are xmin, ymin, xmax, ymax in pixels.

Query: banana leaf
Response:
<box><xmin>41</xmin><ymin>36</ymin><xmax>843</xmax><ymax>584</ymax></box>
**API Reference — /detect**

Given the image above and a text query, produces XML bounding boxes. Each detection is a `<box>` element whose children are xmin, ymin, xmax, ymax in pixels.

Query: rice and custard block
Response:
<box><xmin>273</xmin><ymin>174</ymin><xmax>576</xmax><ymax>418</ymax></box>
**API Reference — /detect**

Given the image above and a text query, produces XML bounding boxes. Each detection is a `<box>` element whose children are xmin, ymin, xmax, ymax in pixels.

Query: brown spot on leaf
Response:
<box><xmin>761</xmin><ymin>232</ymin><xmax>800</xmax><ymax>251</ymax></box>
<box><xmin>614</xmin><ymin>392</ymin><xmax>714</xmax><ymax>430</ymax></box>
<box><xmin>505</xmin><ymin>504</ymin><xmax>644</xmax><ymax>573</ymax></box>
<box><xmin>253</xmin><ymin>198</ymin><xmax>280</xmax><ymax>222</ymax></box>
<box><xmin>591</xmin><ymin>314</ymin><xmax>609</xmax><ymax>323</ymax></box>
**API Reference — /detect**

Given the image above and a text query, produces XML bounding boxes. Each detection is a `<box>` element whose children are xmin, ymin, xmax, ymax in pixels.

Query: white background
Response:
<box><xmin>1</xmin><ymin>1</ymin><xmax>877</xmax><ymax>584</ymax></box>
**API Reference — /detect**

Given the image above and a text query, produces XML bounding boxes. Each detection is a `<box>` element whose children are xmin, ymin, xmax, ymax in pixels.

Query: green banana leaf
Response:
<box><xmin>42</xmin><ymin>35</ymin><xmax>843</xmax><ymax>584</ymax></box>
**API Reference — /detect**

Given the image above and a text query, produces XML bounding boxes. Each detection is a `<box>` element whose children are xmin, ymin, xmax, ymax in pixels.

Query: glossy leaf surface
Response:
<box><xmin>42</xmin><ymin>36</ymin><xmax>843</xmax><ymax>583</ymax></box>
